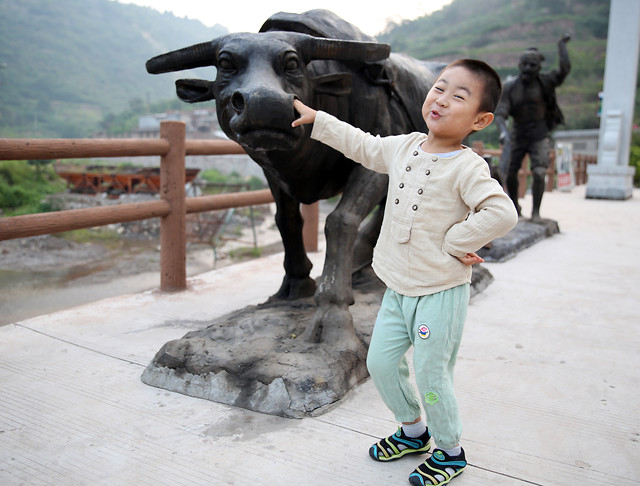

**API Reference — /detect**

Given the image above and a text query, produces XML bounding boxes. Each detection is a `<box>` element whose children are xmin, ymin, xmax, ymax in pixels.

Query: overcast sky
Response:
<box><xmin>112</xmin><ymin>0</ymin><xmax>453</xmax><ymax>36</ymax></box>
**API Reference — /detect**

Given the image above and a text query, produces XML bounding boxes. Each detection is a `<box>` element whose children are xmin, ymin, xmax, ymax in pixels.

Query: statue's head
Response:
<box><xmin>518</xmin><ymin>48</ymin><xmax>544</xmax><ymax>83</ymax></box>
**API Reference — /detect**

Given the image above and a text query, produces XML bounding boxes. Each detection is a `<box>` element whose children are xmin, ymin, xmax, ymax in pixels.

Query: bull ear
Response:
<box><xmin>146</xmin><ymin>39</ymin><xmax>221</xmax><ymax>74</ymax></box>
<box><xmin>293</xmin><ymin>34</ymin><xmax>390</xmax><ymax>64</ymax></box>
<box><xmin>176</xmin><ymin>79</ymin><xmax>216</xmax><ymax>103</ymax></box>
<box><xmin>312</xmin><ymin>73</ymin><xmax>352</xmax><ymax>96</ymax></box>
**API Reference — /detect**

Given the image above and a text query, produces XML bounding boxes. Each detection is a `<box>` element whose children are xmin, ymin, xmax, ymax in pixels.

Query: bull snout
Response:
<box><xmin>227</xmin><ymin>87</ymin><xmax>302</xmax><ymax>152</ymax></box>
<box><xmin>229</xmin><ymin>87</ymin><xmax>297</xmax><ymax>130</ymax></box>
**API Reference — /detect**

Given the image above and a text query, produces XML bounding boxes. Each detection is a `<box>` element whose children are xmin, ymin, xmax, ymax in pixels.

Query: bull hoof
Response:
<box><xmin>269</xmin><ymin>275</ymin><xmax>316</xmax><ymax>302</ymax></box>
<box><xmin>300</xmin><ymin>304</ymin><xmax>359</xmax><ymax>346</ymax></box>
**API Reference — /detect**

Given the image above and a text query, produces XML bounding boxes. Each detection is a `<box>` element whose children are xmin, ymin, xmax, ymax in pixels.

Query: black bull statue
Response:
<box><xmin>147</xmin><ymin>10</ymin><xmax>445</xmax><ymax>344</ymax></box>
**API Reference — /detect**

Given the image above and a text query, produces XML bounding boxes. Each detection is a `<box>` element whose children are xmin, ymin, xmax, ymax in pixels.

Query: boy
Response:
<box><xmin>292</xmin><ymin>59</ymin><xmax>518</xmax><ymax>485</ymax></box>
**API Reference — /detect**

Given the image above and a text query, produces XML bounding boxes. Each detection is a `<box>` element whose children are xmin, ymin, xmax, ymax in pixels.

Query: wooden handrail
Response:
<box><xmin>185</xmin><ymin>189</ymin><xmax>274</xmax><ymax>214</ymax></box>
<box><xmin>185</xmin><ymin>139</ymin><xmax>246</xmax><ymax>156</ymax></box>
<box><xmin>0</xmin><ymin>137</ymin><xmax>246</xmax><ymax>160</ymax></box>
<box><xmin>0</xmin><ymin>138</ymin><xmax>171</xmax><ymax>159</ymax></box>
<box><xmin>0</xmin><ymin>123</ymin><xmax>307</xmax><ymax>293</ymax></box>
<box><xmin>0</xmin><ymin>200</ymin><xmax>172</xmax><ymax>240</ymax></box>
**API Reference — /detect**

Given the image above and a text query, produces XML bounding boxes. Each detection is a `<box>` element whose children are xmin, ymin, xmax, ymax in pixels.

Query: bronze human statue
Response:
<box><xmin>495</xmin><ymin>34</ymin><xmax>571</xmax><ymax>222</ymax></box>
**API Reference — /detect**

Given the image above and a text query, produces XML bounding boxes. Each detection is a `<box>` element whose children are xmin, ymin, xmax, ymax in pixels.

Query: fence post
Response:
<box><xmin>301</xmin><ymin>202</ymin><xmax>319</xmax><ymax>252</ymax></box>
<box><xmin>160</xmin><ymin>121</ymin><xmax>187</xmax><ymax>291</ymax></box>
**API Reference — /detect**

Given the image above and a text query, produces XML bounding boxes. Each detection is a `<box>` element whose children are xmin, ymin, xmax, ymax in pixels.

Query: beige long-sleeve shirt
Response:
<box><xmin>311</xmin><ymin>111</ymin><xmax>518</xmax><ymax>297</ymax></box>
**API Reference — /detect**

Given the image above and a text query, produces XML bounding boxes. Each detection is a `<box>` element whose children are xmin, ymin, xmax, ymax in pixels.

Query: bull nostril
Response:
<box><xmin>231</xmin><ymin>92</ymin><xmax>245</xmax><ymax>114</ymax></box>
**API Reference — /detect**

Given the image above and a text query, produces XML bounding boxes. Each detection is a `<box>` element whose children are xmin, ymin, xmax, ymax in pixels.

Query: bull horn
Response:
<box><xmin>146</xmin><ymin>39</ymin><xmax>221</xmax><ymax>74</ymax></box>
<box><xmin>294</xmin><ymin>34</ymin><xmax>390</xmax><ymax>64</ymax></box>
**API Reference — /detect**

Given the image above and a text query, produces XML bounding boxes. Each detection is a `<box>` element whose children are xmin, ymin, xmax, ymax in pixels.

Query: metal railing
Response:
<box><xmin>0</xmin><ymin>121</ymin><xmax>319</xmax><ymax>292</ymax></box>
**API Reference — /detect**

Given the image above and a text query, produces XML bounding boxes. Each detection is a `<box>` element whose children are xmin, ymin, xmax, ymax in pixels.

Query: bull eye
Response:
<box><xmin>285</xmin><ymin>58</ymin><xmax>299</xmax><ymax>71</ymax></box>
<box><xmin>218</xmin><ymin>57</ymin><xmax>236</xmax><ymax>72</ymax></box>
<box><xmin>282</xmin><ymin>51</ymin><xmax>300</xmax><ymax>74</ymax></box>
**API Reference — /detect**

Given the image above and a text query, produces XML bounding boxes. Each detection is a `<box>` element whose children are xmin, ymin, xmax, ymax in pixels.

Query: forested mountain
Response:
<box><xmin>0</xmin><ymin>0</ymin><xmax>226</xmax><ymax>137</ymax></box>
<box><xmin>380</xmin><ymin>0</ymin><xmax>614</xmax><ymax>131</ymax></box>
<box><xmin>0</xmin><ymin>0</ymin><xmax>626</xmax><ymax>140</ymax></box>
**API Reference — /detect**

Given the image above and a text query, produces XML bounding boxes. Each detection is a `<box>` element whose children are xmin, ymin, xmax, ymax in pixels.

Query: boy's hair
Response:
<box><xmin>443</xmin><ymin>59</ymin><xmax>502</xmax><ymax>113</ymax></box>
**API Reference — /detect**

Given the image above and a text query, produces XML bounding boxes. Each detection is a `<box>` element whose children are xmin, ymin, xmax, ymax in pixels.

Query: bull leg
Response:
<box><xmin>301</xmin><ymin>168</ymin><xmax>387</xmax><ymax>343</ymax></box>
<box><xmin>266</xmin><ymin>179</ymin><xmax>316</xmax><ymax>302</ymax></box>
<box><xmin>352</xmin><ymin>201</ymin><xmax>385</xmax><ymax>273</ymax></box>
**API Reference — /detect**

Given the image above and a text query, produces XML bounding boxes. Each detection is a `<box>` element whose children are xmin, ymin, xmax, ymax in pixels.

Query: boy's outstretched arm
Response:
<box><xmin>292</xmin><ymin>99</ymin><xmax>317</xmax><ymax>127</ymax></box>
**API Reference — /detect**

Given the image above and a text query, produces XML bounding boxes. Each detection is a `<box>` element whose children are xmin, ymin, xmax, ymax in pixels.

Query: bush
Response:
<box><xmin>199</xmin><ymin>169</ymin><xmax>265</xmax><ymax>191</ymax></box>
<box><xmin>0</xmin><ymin>160</ymin><xmax>66</xmax><ymax>214</ymax></box>
<box><xmin>630</xmin><ymin>132</ymin><xmax>640</xmax><ymax>187</ymax></box>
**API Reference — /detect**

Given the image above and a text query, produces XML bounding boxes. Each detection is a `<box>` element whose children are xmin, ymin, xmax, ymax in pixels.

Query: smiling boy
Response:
<box><xmin>293</xmin><ymin>59</ymin><xmax>518</xmax><ymax>485</ymax></box>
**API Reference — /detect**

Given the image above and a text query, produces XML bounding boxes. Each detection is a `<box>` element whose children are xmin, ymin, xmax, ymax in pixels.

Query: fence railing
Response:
<box><xmin>0</xmin><ymin>127</ymin><xmax>597</xmax><ymax>292</ymax></box>
<box><xmin>0</xmin><ymin>121</ymin><xmax>319</xmax><ymax>292</ymax></box>
<box><xmin>472</xmin><ymin>141</ymin><xmax>597</xmax><ymax>196</ymax></box>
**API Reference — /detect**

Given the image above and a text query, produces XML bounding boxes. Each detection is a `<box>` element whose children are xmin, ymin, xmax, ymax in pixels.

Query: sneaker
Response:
<box><xmin>369</xmin><ymin>427</ymin><xmax>431</xmax><ymax>462</ymax></box>
<box><xmin>408</xmin><ymin>448</ymin><xmax>467</xmax><ymax>485</ymax></box>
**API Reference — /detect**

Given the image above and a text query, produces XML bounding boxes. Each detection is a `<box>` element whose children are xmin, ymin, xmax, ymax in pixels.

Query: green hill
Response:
<box><xmin>0</xmin><ymin>0</ymin><xmax>226</xmax><ymax>138</ymax></box>
<box><xmin>0</xmin><ymin>0</ymin><xmax>631</xmax><ymax>141</ymax></box>
<box><xmin>379</xmin><ymin>0</ymin><xmax>615</xmax><ymax>134</ymax></box>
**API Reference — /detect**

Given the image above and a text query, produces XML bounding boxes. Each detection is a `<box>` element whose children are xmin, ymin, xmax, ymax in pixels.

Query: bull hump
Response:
<box><xmin>259</xmin><ymin>9</ymin><xmax>377</xmax><ymax>42</ymax></box>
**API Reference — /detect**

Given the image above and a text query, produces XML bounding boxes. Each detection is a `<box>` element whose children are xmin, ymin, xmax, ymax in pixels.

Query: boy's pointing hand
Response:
<box><xmin>292</xmin><ymin>99</ymin><xmax>317</xmax><ymax>127</ymax></box>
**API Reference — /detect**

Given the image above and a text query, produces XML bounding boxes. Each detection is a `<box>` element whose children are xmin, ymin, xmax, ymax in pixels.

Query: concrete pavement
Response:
<box><xmin>1</xmin><ymin>185</ymin><xmax>639</xmax><ymax>485</ymax></box>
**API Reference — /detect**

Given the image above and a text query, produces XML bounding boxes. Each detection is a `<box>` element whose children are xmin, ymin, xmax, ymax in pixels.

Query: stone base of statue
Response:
<box><xmin>478</xmin><ymin>217</ymin><xmax>559</xmax><ymax>262</ymax></box>
<box><xmin>141</xmin><ymin>216</ymin><xmax>554</xmax><ymax>418</ymax></box>
<box><xmin>141</xmin><ymin>265</ymin><xmax>494</xmax><ymax>418</ymax></box>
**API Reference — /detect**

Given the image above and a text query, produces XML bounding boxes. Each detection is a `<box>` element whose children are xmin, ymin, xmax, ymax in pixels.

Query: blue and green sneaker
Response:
<box><xmin>408</xmin><ymin>448</ymin><xmax>467</xmax><ymax>485</ymax></box>
<box><xmin>369</xmin><ymin>427</ymin><xmax>432</xmax><ymax>462</ymax></box>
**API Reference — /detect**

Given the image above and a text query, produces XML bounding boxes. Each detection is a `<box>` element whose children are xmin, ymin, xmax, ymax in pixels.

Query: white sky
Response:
<box><xmin>113</xmin><ymin>0</ymin><xmax>453</xmax><ymax>36</ymax></box>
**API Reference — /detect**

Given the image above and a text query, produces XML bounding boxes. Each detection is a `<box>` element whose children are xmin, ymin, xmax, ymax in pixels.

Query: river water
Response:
<box><xmin>0</xmin><ymin>241</ymin><xmax>215</xmax><ymax>327</ymax></box>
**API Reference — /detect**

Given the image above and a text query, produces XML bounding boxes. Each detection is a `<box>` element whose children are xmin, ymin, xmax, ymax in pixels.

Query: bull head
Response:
<box><xmin>146</xmin><ymin>32</ymin><xmax>390</xmax><ymax>102</ymax></box>
<box><xmin>146</xmin><ymin>32</ymin><xmax>389</xmax><ymax>72</ymax></box>
<box><xmin>147</xmin><ymin>32</ymin><xmax>390</xmax><ymax>152</ymax></box>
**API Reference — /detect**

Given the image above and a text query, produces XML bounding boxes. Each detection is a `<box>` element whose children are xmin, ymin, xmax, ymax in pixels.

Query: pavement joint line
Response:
<box><xmin>14</xmin><ymin>322</ymin><xmax>147</xmax><ymax>367</ymax></box>
<box><xmin>468</xmin><ymin>464</ymin><xmax>545</xmax><ymax>486</ymax></box>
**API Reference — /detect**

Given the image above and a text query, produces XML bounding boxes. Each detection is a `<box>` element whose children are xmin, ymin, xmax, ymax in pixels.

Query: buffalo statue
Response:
<box><xmin>146</xmin><ymin>9</ymin><xmax>444</xmax><ymax>344</ymax></box>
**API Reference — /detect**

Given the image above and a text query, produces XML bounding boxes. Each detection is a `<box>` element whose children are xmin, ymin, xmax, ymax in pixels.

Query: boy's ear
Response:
<box><xmin>472</xmin><ymin>112</ymin><xmax>494</xmax><ymax>131</ymax></box>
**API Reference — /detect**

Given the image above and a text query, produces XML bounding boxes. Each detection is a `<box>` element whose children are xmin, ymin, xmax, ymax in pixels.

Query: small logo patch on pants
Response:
<box><xmin>425</xmin><ymin>392</ymin><xmax>439</xmax><ymax>405</ymax></box>
<box><xmin>417</xmin><ymin>324</ymin><xmax>430</xmax><ymax>339</ymax></box>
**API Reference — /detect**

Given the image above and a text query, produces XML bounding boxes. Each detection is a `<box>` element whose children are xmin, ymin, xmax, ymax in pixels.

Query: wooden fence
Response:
<box><xmin>0</xmin><ymin>121</ymin><xmax>319</xmax><ymax>292</ymax></box>
<box><xmin>0</xmin><ymin>127</ymin><xmax>597</xmax><ymax>292</ymax></box>
<box><xmin>472</xmin><ymin>141</ymin><xmax>597</xmax><ymax>196</ymax></box>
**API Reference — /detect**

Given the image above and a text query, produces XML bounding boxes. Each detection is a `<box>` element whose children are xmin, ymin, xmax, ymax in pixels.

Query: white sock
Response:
<box><xmin>402</xmin><ymin>420</ymin><xmax>427</xmax><ymax>438</ymax></box>
<box><xmin>440</xmin><ymin>445</ymin><xmax>462</xmax><ymax>457</ymax></box>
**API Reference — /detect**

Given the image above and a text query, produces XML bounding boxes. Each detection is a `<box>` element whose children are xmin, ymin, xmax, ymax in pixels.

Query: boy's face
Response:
<box><xmin>421</xmin><ymin>66</ymin><xmax>492</xmax><ymax>142</ymax></box>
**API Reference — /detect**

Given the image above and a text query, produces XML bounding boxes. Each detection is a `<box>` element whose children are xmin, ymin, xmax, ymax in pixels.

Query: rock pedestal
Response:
<box><xmin>142</xmin><ymin>218</ymin><xmax>557</xmax><ymax>418</ymax></box>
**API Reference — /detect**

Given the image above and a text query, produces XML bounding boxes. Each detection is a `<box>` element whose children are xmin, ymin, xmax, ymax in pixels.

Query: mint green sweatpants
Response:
<box><xmin>366</xmin><ymin>284</ymin><xmax>470</xmax><ymax>449</ymax></box>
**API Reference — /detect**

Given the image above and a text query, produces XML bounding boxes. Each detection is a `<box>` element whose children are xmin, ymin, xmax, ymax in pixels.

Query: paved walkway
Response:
<box><xmin>1</xmin><ymin>185</ymin><xmax>639</xmax><ymax>485</ymax></box>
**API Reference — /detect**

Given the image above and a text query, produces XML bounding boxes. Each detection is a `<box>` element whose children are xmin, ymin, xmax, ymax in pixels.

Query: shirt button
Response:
<box><xmin>432</xmin><ymin>156</ymin><xmax>438</xmax><ymax>162</ymax></box>
<box><xmin>395</xmin><ymin>199</ymin><xmax>399</xmax><ymax>204</ymax></box>
<box><xmin>406</xmin><ymin>166</ymin><xmax>412</xmax><ymax>172</ymax></box>
<box><xmin>412</xmin><ymin>205</ymin><xmax>418</xmax><ymax>211</ymax></box>
<box><xmin>425</xmin><ymin>169</ymin><xmax>431</xmax><ymax>175</ymax></box>
<box><xmin>413</xmin><ymin>151</ymin><xmax>419</xmax><ymax>156</ymax></box>
<box><xmin>399</xmin><ymin>183</ymin><xmax>404</xmax><ymax>189</ymax></box>
<box><xmin>418</xmin><ymin>189</ymin><xmax>423</xmax><ymax>195</ymax></box>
